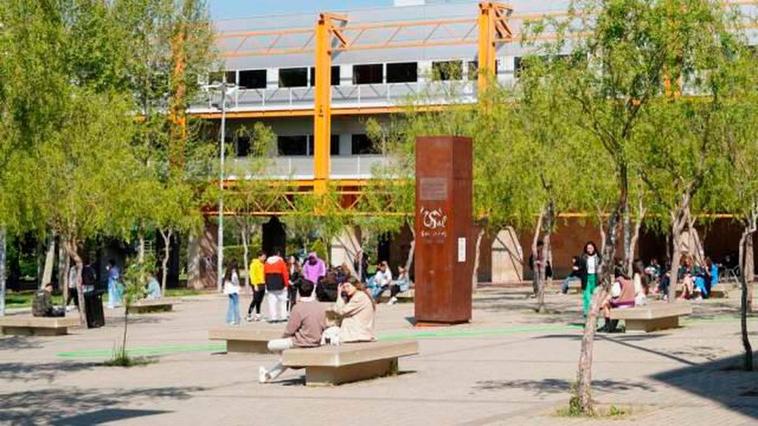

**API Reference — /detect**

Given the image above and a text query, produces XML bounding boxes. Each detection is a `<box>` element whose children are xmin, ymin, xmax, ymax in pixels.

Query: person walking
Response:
<box><xmin>287</xmin><ymin>255</ymin><xmax>303</xmax><ymax>311</ymax></box>
<box><xmin>579</xmin><ymin>241</ymin><xmax>602</xmax><ymax>316</ymax></box>
<box><xmin>66</xmin><ymin>262</ymin><xmax>80</xmax><ymax>310</ymax></box>
<box><xmin>264</xmin><ymin>249</ymin><xmax>290</xmax><ymax>323</ymax></box>
<box><xmin>106</xmin><ymin>259</ymin><xmax>122</xmax><ymax>309</ymax></box>
<box><xmin>223</xmin><ymin>262</ymin><xmax>241</xmax><ymax>325</ymax></box>
<box><xmin>246</xmin><ymin>252</ymin><xmax>266</xmax><ymax>322</ymax></box>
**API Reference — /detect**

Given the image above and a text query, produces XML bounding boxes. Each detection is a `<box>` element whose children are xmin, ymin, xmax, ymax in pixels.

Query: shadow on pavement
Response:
<box><xmin>0</xmin><ymin>336</ymin><xmax>44</xmax><ymax>352</ymax></box>
<box><xmin>0</xmin><ymin>386</ymin><xmax>204</xmax><ymax>425</ymax></box>
<box><xmin>472</xmin><ymin>378</ymin><xmax>654</xmax><ymax>395</ymax></box>
<box><xmin>651</xmin><ymin>351</ymin><xmax>758</xmax><ymax>419</ymax></box>
<box><xmin>0</xmin><ymin>361</ymin><xmax>99</xmax><ymax>383</ymax></box>
<box><xmin>51</xmin><ymin>408</ymin><xmax>169</xmax><ymax>425</ymax></box>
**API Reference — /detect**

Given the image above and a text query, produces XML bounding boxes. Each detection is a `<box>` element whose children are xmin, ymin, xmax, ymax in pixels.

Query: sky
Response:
<box><xmin>208</xmin><ymin>0</ymin><xmax>394</xmax><ymax>20</ymax></box>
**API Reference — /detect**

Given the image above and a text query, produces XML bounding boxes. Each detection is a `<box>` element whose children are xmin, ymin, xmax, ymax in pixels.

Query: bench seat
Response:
<box><xmin>610</xmin><ymin>302</ymin><xmax>692</xmax><ymax>332</ymax></box>
<box><xmin>0</xmin><ymin>316</ymin><xmax>80</xmax><ymax>336</ymax></box>
<box><xmin>379</xmin><ymin>289</ymin><xmax>414</xmax><ymax>303</ymax></box>
<box><xmin>208</xmin><ymin>327</ymin><xmax>283</xmax><ymax>353</ymax></box>
<box><xmin>127</xmin><ymin>300</ymin><xmax>173</xmax><ymax>314</ymax></box>
<box><xmin>282</xmin><ymin>340</ymin><xmax>419</xmax><ymax>386</ymax></box>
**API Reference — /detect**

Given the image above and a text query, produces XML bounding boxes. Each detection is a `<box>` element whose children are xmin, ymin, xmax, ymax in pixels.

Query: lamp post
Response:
<box><xmin>205</xmin><ymin>80</ymin><xmax>239</xmax><ymax>292</ymax></box>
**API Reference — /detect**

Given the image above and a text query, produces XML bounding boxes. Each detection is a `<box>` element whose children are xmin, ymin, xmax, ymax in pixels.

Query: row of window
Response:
<box><xmin>234</xmin><ymin>134</ymin><xmax>378</xmax><ymax>157</ymax></box>
<box><xmin>210</xmin><ymin>59</ymin><xmax>514</xmax><ymax>89</ymax></box>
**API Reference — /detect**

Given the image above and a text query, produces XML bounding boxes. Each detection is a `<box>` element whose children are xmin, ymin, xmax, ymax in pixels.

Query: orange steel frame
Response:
<box><xmin>208</xmin><ymin>1</ymin><xmax>514</xmax><ymax>196</ymax></box>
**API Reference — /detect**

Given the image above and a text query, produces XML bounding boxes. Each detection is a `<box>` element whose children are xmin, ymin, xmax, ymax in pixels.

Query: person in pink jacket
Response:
<box><xmin>302</xmin><ymin>252</ymin><xmax>326</xmax><ymax>289</ymax></box>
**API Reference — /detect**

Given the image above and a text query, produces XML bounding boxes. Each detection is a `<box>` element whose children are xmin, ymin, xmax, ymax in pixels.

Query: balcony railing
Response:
<box><xmin>190</xmin><ymin>81</ymin><xmax>479</xmax><ymax>113</ymax></box>
<box><xmin>226</xmin><ymin>155</ymin><xmax>389</xmax><ymax>180</ymax></box>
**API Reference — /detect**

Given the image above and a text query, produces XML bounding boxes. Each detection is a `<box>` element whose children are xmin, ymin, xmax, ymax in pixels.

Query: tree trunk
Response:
<box><xmin>471</xmin><ymin>228</ymin><xmax>485</xmax><ymax>291</ymax></box>
<box><xmin>58</xmin><ymin>237</ymin><xmax>68</xmax><ymax>305</ymax></box>
<box><xmin>687</xmin><ymin>214</ymin><xmax>705</xmax><ymax>265</ymax></box>
<box><xmin>574</xmin><ymin>185</ymin><xmax>625</xmax><ymax>415</ymax></box>
<box><xmin>531</xmin><ymin>208</ymin><xmax>546</xmax><ymax>300</ymax></box>
<box><xmin>404</xmin><ymin>239</ymin><xmax>416</xmax><ymax>273</ymax></box>
<box><xmin>241</xmin><ymin>224</ymin><xmax>250</xmax><ymax>288</ymax></box>
<box><xmin>746</xmin><ymin>235</ymin><xmax>754</xmax><ymax>312</ymax></box>
<box><xmin>623</xmin><ymin>199</ymin><xmax>632</xmax><ymax>276</ymax></box>
<box><xmin>739</xmin><ymin>229</ymin><xmax>754</xmax><ymax>371</ymax></box>
<box><xmin>669</xmin><ymin>229</ymin><xmax>683</xmax><ymax>302</ymax></box>
<box><xmin>138</xmin><ymin>233</ymin><xmax>145</xmax><ymax>264</ymax></box>
<box><xmin>122</xmin><ymin>306</ymin><xmax>129</xmax><ymax>358</ymax></box>
<box><xmin>627</xmin><ymin>200</ymin><xmax>646</xmax><ymax>275</ymax></box>
<box><xmin>41</xmin><ymin>235</ymin><xmax>55</xmax><ymax>288</ymax></box>
<box><xmin>537</xmin><ymin>205</ymin><xmax>554</xmax><ymax>313</ymax></box>
<box><xmin>0</xmin><ymin>227</ymin><xmax>6</xmax><ymax>317</ymax></box>
<box><xmin>63</xmin><ymin>238</ymin><xmax>87</xmax><ymax>326</ymax></box>
<box><xmin>160</xmin><ymin>229</ymin><xmax>172</xmax><ymax>294</ymax></box>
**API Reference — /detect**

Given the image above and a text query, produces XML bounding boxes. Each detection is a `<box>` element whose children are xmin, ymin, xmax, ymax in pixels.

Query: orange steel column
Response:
<box><xmin>477</xmin><ymin>2</ymin><xmax>496</xmax><ymax>95</ymax></box>
<box><xmin>313</xmin><ymin>14</ymin><xmax>332</xmax><ymax>196</ymax></box>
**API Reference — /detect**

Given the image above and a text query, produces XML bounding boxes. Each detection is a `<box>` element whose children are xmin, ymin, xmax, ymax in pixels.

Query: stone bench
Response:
<box><xmin>674</xmin><ymin>288</ymin><xmax>728</xmax><ymax>299</ymax></box>
<box><xmin>282</xmin><ymin>340</ymin><xmax>419</xmax><ymax>386</ymax></box>
<box><xmin>0</xmin><ymin>316</ymin><xmax>80</xmax><ymax>336</ymax></box>
<box><xmin>379</xmin><ymin>289</ymin><xmax>414</xmax><ymax>303</ymax></box>
<box><xmin>610</xmin><ymin>302</ymin><xmax>692</xmax><ymax>333</ymax></box>
<box><xmin>127</xmin><ymin>300</ymin><xmax>173</xmax><ymax>314</ymax></box>
<box><xmin>208</xmin><ymin>327</ymin><xmax>283</xmax><ymax>353</ymax></box>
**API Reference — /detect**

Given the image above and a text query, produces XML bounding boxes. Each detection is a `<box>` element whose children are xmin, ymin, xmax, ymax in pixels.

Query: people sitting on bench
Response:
<box><xmin>678</xmin><ymin>255</ymin><xmax>699</xmax><ymax>300</ymax></box>
<box><xmin>322</xmin><ymin>279</ymin><xmax>376</xmax><ymax>345</ymax></box>
<box><xmin>32</xmin><ymin>283</ymin><xmax>65</xmax><ymax>318</ymax></box>
<box><xmin>386</xmin><ymin>266</ymin><xmax>410</xmax><ymax>305</ymax></box>
<box><xmin>259</xmin><ymin>280</ymin><xmax>326</xmax><ymax>383</ymax></box>
<box><xmin>632</xmin><ymin>260</ymin><xmax>649</xmax><ymax>306</ymax></box>
<box><xmin>146</xmin><ymin>272</ymin><xmax>162</xmax><ymax>300</ymax></box>
<box><xmin>598</xmin><ymin>268</ymin><xmax>636</xmax><ymax>333</ymax></box>
<box><xmin>560</xmin><ymin>256</ymin><xmax>581</xmax><ymax>294</ymax></box>
<box><xmin>368</xmin><ymin>261</ymin><xmax>393</xmax><ymax>301</ymax></box>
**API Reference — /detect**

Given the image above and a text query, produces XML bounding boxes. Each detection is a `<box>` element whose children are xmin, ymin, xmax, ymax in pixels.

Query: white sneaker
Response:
<box><xmin>253</xmin><ymin>314</ymin><xmax>261</xmax><ymax>322</ymax></box>
<box><xmin>388</xmin><ymin>297</ymin><xmax>398</xmax><ymax>305</ymax></box>
<box><xmin>245</xmin><ymin>315</ymin><xmax>253</xmax><ymax>322</ymax></box>
<box><xmin>258</xmin><ymin>366</ymin><xmax>268</xmax><ymax>384</ymax></box>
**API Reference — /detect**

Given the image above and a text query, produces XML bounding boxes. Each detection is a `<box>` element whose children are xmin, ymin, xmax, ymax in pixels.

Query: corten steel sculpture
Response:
<box><xmin>414</xmin><ymin>136</ymin><xmax>474</xmax><ymax>324</ymax></box>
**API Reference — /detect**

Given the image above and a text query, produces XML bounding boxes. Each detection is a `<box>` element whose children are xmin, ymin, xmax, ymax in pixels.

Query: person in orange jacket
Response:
<box><xmin>264</xmin><ymin>249</ymin><xmax>290</xmax><ymax>322</ymax></box>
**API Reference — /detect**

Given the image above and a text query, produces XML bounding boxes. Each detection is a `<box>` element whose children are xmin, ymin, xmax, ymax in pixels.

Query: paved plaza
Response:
<box><xmin>2</xmin><ymin>285</ymin><xmax>758</xmax><ymax>425</ymax></box>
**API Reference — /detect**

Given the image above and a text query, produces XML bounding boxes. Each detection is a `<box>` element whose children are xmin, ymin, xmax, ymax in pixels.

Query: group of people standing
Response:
<box><xmin>222</xmin><ymin>250</ymin><xmax>331</xmax><ymax>326</ymax></box>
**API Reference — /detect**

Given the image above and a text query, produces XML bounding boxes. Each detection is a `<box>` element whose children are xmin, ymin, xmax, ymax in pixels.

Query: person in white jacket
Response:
<box><xmin>223</xmin><ymin>262</ymin><xmax>241</xmax><ymax>325</ymax></box>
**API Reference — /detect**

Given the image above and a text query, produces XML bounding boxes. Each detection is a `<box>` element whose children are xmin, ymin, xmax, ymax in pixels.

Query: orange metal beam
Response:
<box><xmin>193</xmin><ymin>104</ymin><xmax>448</xmax><ymax>119</ymax></box>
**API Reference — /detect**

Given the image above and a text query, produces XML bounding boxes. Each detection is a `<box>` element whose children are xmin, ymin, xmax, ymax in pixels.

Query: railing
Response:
<box><xmin>226</xmin><ymin>155</ymin><xmax>389</xmax><ymax>179</ymax></box>
<box><xmin>190</xmin><ymin>80</ymin><xmax>478</xmax><ymax>113</ymax></box>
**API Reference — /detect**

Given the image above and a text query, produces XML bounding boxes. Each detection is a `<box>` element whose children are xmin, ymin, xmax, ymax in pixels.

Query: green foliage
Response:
<box><xmin>121</xmin><ymin>256</ymin><xmax>152</xmax><ymax>308</ymax></box>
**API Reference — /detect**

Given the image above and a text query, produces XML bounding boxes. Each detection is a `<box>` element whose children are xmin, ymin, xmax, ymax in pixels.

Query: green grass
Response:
<box><xmin>556</xmin><ymin>403</ymin><xmax>634</xmax><ymax>419</ymax></box>
<box><xmin>4</xmin><ymin>291</ymin><xmax>63</xmax><ymax>308</ymax></box>
<box><xmin>164</xmin><ymin>288</ymin><xmax>206</xmax><ymax>298</ymax></box>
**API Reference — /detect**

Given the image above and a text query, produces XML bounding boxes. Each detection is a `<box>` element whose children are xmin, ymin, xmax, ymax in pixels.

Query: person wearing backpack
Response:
<box><xmin>264</xmin><ymin>249</ymin><xmax>290</xmax><ymax>323</ymax></box>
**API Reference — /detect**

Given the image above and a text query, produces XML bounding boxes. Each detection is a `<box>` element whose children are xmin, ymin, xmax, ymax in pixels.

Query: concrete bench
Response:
<box><xmin>282</xmin><ymin>340</ymin><xmax>419</xmax><ymax>386</ymax></box>
<box><xmin>675</xmin><ymin>288</ymin><xmax>728</xmax><ymax>299</ymax></box>
<box><xmin>208</xmin><ymin>327</ymin><xmax>283</xmax><ymax>353</ymax></box>
<box><xmin>0</xmin><ymin>316</ymin><xmax>80</xmax><ymax>336</ymax></box>
<box><xmin>127</xmin><ymin>300</ymin><xmax>173</xmax><ymax>314</ymax></box>
<box><xmin>379</xmin><ymin>289</ymin><xmax>414</xmax><ymax>303</ymax></box>
<box><xmin>610</xmin><ymin>302</ymin><xmax>692</xmax><ymax>333</ymax></box>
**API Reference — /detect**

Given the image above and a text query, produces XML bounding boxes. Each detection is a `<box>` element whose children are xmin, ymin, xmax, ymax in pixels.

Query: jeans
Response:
<box><xmin>107</xmin><ymin>280</ymin><xmax>121</xmax><ymax>308</ymax></box>
<box><xmin>226</xmin><ymin>293</ymin><xmax>240</xmax><ymax>324</ymax></box>
<box><xmin>561</xmin><ymin>276</ymin><xmax>579</xmax><ymax>294</ymax></box>
<box><xmin>582</xmin><ymin>274</ymin><xmax>597</xmax><ymax>315</ymax></box>
<box><xmin>267</xmin><ymin>289</ymin><xmax>288</xmax><ymax>321</ymax></box>
<box><xmin>248</xmin><ymin>287</ymin><xmax>265</xmax><ymax>315</ymax></box>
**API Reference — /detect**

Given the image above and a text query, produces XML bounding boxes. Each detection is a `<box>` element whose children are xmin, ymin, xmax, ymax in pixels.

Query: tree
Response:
<box><xmin>528</xmin><ymin>0</ymin><xmax>747</xmax><ymax>413</ymax></box>
<box><xmin>111</xmin><ymin>256</ymin><xmax>149</xmax><ymax>366</ymax></box>
<box><xmin>39</xmin><ymin>91</ymin><xmax>140</xmax><ymax>325</ymax></box>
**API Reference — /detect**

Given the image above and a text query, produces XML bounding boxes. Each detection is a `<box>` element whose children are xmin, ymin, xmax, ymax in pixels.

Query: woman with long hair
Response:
<box><xmin>223</xmin><ymin>261</ymin><xmax>241</xmax><ymax>325</ymax></box>
<box><xmin>579</xmin><ymin>241</ymin><xmax>602</xmax><ymax>316</ymax></box>
<box><xmin>324</xmin><ymin>278</ymin><xmax>376</xmax><ymax>344</ymax></box>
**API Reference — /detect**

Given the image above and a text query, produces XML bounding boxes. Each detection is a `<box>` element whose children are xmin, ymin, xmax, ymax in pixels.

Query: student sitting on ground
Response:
<box><xmin>32</xmin><ymin>283</ymin><xmax>65</xmax><ymax>318</ymax></box>
<box><xmin>598</xmin><ymin>268</ymin><xmax>636</xmax><ymax>333</ymax></box>
<box><xmin>322</xmin><ymin>279</ymin><xmax>376</xmax><ymax>345</ymax></box>
<box><xmin>386</xmin><ymin>266</ymin><xmax>410</xmax><ymax>305</ymax></box>
<box><xmin>259</xmin><ymin>280</ymin><xmax>326</xmax><ymax>383</ymax></box>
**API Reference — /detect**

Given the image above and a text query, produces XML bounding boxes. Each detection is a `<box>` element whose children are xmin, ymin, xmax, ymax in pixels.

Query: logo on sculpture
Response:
<box><xmin>420</xmin><ymin>207</ymin><xmax>448</xmax><ymax>239</ymax></box>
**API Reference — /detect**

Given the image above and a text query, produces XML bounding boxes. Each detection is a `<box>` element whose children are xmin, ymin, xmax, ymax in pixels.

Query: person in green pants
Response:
<box><xmin>579</xmin><ymin>241</ymin><xmax>602</xmax><ymax>316</ymax></box>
